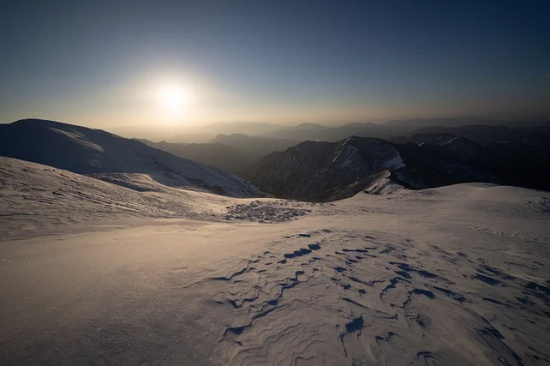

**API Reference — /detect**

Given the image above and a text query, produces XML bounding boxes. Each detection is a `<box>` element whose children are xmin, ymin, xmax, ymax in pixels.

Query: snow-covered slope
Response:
<box><xmin>0</xmin><ymin>157</ymin><xmax>307</xmax><ymax>240</ymax></box>
<box><xmin>1</xmin><ymin>159</ymin><xmax>549</xmax><ymax>365</ymax></box>
<box><xmin>0</xmin><ymin>119</ymin><xmax>261</xmax><ymax>198</ymax></box>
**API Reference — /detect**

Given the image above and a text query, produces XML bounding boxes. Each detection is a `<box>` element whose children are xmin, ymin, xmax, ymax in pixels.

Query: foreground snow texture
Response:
<box><xmin>1</xmin><ymin>161</ymin><xmax>550</xmax><ymax>365</ymax></box>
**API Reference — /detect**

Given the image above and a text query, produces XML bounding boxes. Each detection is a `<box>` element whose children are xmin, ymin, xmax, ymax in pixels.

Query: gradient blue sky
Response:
<box><xmin>1</xmin><ymin>0</ymin><xmax>549</xmax><ymax>132</ymax></box>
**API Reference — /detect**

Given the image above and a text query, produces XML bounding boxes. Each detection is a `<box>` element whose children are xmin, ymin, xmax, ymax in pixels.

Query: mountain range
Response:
<box><xmin>171</xmin><ymin>117</ymin><xmax>550</xmax><ymax>143</ymax></box>
<box><xmin>252</xmin><ymin>125</ymin><xmax>550</xmax><ymax>201</ymax></box>
<box><xmin>252</xmin><ymin>135</ymin><xmax>498</xmax><ymax>201</ymax></box>
<box><xmin>1</xmin><ymin>119</ymin><xmax>549</xmax><ymax>203</ymax></box>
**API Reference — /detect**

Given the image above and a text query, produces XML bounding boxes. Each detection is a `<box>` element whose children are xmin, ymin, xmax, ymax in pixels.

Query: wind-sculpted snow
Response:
<box><xmin>187</xmin><ymin>225</ymin><xmax>550</xmax><ymax>365</ymax></box>
<box><xmin>0</xmin><ymin>157</ymin><xmax>320</xmax><ymax>240</ymax></box>
<box><xmin>1</xmin><ymin>177</ymin><xmax>549</xmax><ymax>365</ymax></box>
<box><xmin>0</xmin><ymin>157</ymin><xmax>263</xmax><ymax>240</ymax></box>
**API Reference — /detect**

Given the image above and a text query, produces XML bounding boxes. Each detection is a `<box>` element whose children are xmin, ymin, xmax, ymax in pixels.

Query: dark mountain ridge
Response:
<box><xmin>252</xmin><ymin>131</ymin><xmax>548</xmax><ymax>201</ymax></box>
<box><xmin>3</xmin><ymin>119</ymin><xmax>548</xmax><ymax>202</ymax></box>
<box><xmin>253</xmin><ymin>137</ymin><xmax>408</xmax><ymax>201</ymax></box>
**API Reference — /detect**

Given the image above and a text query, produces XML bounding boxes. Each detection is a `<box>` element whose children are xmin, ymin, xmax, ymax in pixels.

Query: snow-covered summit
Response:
<box><xmin>0</xmin><ymin>119</ymin><xmax>262</xmax><ymax>198</ymax></box>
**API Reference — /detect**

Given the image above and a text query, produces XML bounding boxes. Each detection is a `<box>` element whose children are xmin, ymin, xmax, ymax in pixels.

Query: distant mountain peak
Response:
<box><xmin>295</xmin><ymin>122</ymin><xmax>328</xmax><ymax>129</ymax></box>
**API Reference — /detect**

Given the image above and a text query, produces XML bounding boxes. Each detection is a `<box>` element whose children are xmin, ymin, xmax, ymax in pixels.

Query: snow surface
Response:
<box><xmin>1</xmin><ymin>157</ymin><xmax>550</xmax><ymax>365</ymax></box>
<box><xmin>363</xmin><ymin>170</ymin><xmax>405</xmax><ymax>195</ymax></box>
<box><xmin>0</xmin><ymin>119</ymin><xmax>262</xmax><ymax>198</ymax></box>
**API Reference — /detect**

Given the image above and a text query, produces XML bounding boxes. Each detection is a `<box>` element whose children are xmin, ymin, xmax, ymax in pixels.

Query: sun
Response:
<box><xmin>155</xmin><ymin>83</ymin><xmax>194</xmax><ymax>112</ymax></box>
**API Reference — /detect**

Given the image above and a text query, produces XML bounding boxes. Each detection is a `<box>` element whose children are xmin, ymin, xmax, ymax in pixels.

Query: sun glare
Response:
<box><xmin>154</xmin><ymin>82</ymin><xmax>196</xmax><ymax>122</ymax></box>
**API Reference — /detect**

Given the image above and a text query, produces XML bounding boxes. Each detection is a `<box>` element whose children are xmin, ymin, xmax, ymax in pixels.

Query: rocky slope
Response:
<box><xmin>252</xmin><ymin>134</ymin><xmax>512</xmax><ymax>201</ymax></box>
<box><xmin>253</xmin><ymin>137</ymin><xmax>408</xmax><ymax>201</ymax></box>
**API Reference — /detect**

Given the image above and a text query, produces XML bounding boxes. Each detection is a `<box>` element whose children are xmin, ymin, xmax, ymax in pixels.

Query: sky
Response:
<box><xmin>1</xmin><ymin>0</ymin><xmax>549</xmax><ymax>134</ymax></box>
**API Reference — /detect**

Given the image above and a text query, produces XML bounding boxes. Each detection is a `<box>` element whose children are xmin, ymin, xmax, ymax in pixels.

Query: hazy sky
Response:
<box><xmin>1</xmin><ymin>0</ymin><xmax>549</xmax><ymax>132</ymax></box>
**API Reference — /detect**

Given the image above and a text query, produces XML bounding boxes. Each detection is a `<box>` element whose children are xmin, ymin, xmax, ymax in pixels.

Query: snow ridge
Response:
<box><xmin>0</xmin><ymin>119</ymin><xmax>262</xmax><ymax>198</ymax></box>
